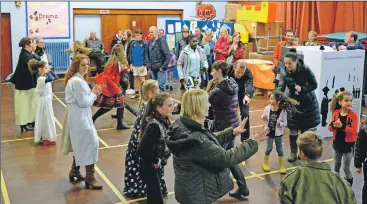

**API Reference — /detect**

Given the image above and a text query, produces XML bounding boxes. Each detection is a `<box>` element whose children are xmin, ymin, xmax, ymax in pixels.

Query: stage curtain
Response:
<box><xmin>275</xmin><ymin>2</ymin><xmax>367</xmax><ymax>42</ymax></box>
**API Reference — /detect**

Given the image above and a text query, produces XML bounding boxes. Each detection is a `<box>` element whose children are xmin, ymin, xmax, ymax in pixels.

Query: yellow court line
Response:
<box><xmin>1</xmin><ymin>124</ymin><xmax>260</xmax><ymax>144</ymax></box>
<box><xmin>242</xmin><ymin>161</ymin><xmax>265</xmax><ymax>180</ymax></box>
<box><xmin>52</xmin><ymin>93</ymin><xmax>110</xmax><ymax>147</ymax></box>
<box><xmin>1</xmin><ymin>171</ymin><xmax>11</xmax><ymax>204</ymax></box>
<box><xmin>52</xmin><ymin>91</ymin><xmax>127</xmax><ymax>203</ymax></box>
<box><xmin>94</xmin><ymin>165</ymin><xmax>128</xmax><ymax>203</ymax></box>
<box><xmin>99</xmin><ymin>144</ymin><xmax>128</xmax><ymax>150</ymax></box>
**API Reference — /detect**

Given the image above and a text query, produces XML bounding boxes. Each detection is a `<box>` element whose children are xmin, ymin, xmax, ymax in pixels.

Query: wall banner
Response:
<box><xmin>26</xmin><ymin>2</ymin><xmax>71</xmax><ymax>39</ymax></box>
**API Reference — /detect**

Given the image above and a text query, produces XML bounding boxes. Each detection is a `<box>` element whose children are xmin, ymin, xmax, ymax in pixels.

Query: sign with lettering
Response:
<box><xmin>100</xmin><ymin>10</ymin><xmax>110</xmax><ymax>14</ymax></box>
<box><xmin>196</xmin><ymin>4</ymin><xmax>216</xmax><ymax>20</ymax></box>
<box><xmin>26</xmin><ymin>2</ymin><xmax>70</xmax><ymax>39</ymax></box>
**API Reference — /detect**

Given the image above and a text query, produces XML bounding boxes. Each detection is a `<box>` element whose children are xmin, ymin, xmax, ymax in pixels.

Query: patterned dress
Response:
<box><xmin>123</xmin><ymin>102</ymin><xmax>168</xmax><ymax>198</ymax></box>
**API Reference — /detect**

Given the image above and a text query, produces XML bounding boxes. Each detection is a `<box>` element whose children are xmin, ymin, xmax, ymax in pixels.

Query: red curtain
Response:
<box><xmin>275</xmin><ymin>2</ymin><xmax>367</xmax><ymax>42</ymax></box>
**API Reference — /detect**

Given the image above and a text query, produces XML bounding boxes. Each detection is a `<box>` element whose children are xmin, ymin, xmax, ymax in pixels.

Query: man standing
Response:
<box><xmin>84</xmin><ymin>31</ymin><xmax>105</xmax><ymax>74</ymax></box>
<box><xmin>128</xmin><ymin>29</ymin><xmax>148</xmax><ymax>99</ymax></box>
<box><xmin>272</xmin><ymin>30</ymin><xmax>299</xmax><ymax>87</ymax></box>
<box><xmin>146</xmin><ymin>26</ymin><xmax>170</xmax><ymax>91</ymax></box>
<box><xmin>229</xmin><ymin>60</ymin><xmax>254</xmax><ymax>141</ymax></box>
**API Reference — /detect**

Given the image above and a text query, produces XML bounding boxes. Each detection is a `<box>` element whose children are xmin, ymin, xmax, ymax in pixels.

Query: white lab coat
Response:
<box><xmin>34</xmin><ymin>76</ymin><xmax>57</xmax><ymax>143</ymax></box>
<box><xmin>61</xmin><ymin>73</ymin><xmax>99</xmax><ymax>166</ymax></box>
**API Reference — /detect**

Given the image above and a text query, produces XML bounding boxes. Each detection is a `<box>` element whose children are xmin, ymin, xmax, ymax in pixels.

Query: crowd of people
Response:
<box><xmin>8</xmin><ymin>24</ymin><xmax>367</xmax><ymax>204</ymax></box>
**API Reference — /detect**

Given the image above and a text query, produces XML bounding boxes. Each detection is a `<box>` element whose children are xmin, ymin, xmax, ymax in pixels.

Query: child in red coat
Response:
<box><xmin>328</xmin><ymin>91</ymin><xmax>358</xmax><ymax>186</ymax></box>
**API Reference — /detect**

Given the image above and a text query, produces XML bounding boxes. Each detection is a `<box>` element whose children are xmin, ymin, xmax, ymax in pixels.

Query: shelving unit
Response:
<box><xmin>255</xmin><ymin>23</ymin><xmax>282</xmax><ymax>52</ymax></box>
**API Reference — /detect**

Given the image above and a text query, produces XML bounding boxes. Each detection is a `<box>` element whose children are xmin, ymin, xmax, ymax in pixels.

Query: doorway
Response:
<box><xmin>1</xmin><ymin>13</ymin><xmax>12</xmax><ymax>81</ymax></box>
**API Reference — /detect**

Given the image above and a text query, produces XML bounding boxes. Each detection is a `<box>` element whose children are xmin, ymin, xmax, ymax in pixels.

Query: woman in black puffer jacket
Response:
<box><xmin>276</xmin><ymin>48</ymin><xmax>320</xmax><ymax>163</ymax></box>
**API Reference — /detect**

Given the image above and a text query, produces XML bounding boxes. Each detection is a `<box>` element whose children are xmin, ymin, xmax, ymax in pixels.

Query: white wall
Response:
<box><xmin>8</xmin><ymin>1</ymin><xmax>228</xmax><ymax>72</ymax></box>
<box><xmin>1</xmin><ymin>2</ymin><xmax>10</xmax><ymax>13</ymax></box>
<box><xmin>157</xmin><ymin>15</ymin><xmax>181</xmax><ymax>32</ymax></box>
<box><xmin>74</xmin><ymin>15</ymin><xmax>102</xmax><ymax>42</ymax></box>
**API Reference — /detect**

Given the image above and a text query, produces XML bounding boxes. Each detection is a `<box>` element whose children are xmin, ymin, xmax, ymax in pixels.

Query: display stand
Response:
<box><xmin>294</xmin><ymin>46</ymin><xmax>366</xmax><ymax>138</ymax></box>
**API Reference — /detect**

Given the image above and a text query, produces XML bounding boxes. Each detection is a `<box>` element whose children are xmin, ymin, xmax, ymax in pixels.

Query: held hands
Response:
<box><xmin>243</xmin><ymin>95</ymin><xmax>251</xmax><ymax>105</ymax></box>
<box><xmin>356</xmin><ymin>168</ymin><xmax>362</xmax><ymax>174</ymax></box>
<box><xmin>233</xmin><ymin>117</ymin><xmax>248</xmax><ymax>136</ymax></box>
<box><xmin>333</xmin><ymin>119</ymin><xmax>342</xmax><ymax>128</ymax></box>
<box><xmin>92</xmin><ymin>84</ymin><xmax>105</xmax><ymax>96</ymax></box>
<box><xmin>295</xmin><ymin>84</ymin><xmax>301</xmax><ymax>92</ymax></box>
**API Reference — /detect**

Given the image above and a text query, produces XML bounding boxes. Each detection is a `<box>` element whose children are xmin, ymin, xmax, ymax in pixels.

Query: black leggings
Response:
<box><xmin>139</xmin><ymin>159</ymin><xmax>164</xmax><ymax>204</ymax></box>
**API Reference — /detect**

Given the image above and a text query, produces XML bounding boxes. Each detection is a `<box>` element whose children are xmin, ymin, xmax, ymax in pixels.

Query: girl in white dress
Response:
<box><xmin>28</xmin><ymin>60</ymin><xmax>58</xmax><ymax>146</ymax></box>
<box><xmin>61</xmin><ymin>54</ymin><xmax>105</xmax><ymax>190</ymax></box>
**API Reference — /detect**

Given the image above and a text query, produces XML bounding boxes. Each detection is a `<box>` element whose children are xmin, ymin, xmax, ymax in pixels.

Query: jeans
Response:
<box><xmin>151</xmin><ymin>71</ymin><xmax>167</xmax><ymax>92</ymax></box>
<box><xmin>129</xmin><ymin>71</ymin><xmax>134</xmax><ymax>90</ymax></box>
<box><xmin>224</xmin><ymin>138</ymin><xmax>247</xmax><ymax>190</ymax></box>
<box><xmin>333</xmin><ymin>150</ymin><xmax>353</xmax><ymax>180</ymax></box>
<box><xmin>166</xmin><ymin>69</ymin><xmax>173</xmax><ymax>86</ymax></box>
<box><xmin>265</xmin><ymin>136</ymin><xmax>284</xmax><ymax>156</ymax></box>
<box><xmin>239</xmin><ymin>99</ymin><xmax>250</xmax><ymax>141</ymax></box>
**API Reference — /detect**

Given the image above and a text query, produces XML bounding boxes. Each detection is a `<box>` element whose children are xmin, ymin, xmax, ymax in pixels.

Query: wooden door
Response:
<box><xmin>1</xmin><ymin>14</ymin><xmax>12</xmax><ymax>81</ymax></box>
<box><xmin>130</xmin><ymin>15</ymin><xmax>157</xmax><ymax>35</ymax></box>
<box><xmin>101</xmin><ymin>14</ymin><xmax>157</xmax><ymax>54</ymax></box>
<box><xmin>101</xmin><ymin>15</ymin><xmax>130</xmax><ymax>54</ymax></box>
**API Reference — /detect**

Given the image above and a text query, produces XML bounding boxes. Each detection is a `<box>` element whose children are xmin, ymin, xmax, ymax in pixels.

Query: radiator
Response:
<box><xmin>44</xmin><ymin>41</ymin><xmax>71</xmax><ymax>72</ymax></box>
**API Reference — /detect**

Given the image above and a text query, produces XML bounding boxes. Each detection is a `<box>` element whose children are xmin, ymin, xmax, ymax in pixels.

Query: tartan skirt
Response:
<box><xmin>93</xmin><ymin>92</ymin><xmax>125</xmax><ymax>109</ymax></box>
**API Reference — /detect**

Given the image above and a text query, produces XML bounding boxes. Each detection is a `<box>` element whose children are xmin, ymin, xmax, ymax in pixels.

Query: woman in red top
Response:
<box><xmin>328</xmin><ymin>91</ymin><xmax>358</xmax><ymax>186</ymax></box>
<box><xmin>227</xmin><ymin>32</ymin><xmax>245</xmax><ymax>64</ymax></box>
<box><xmin>92</xmin><ymin>44</ymin><xmax>130</xmax><ymax>130</ymax></box>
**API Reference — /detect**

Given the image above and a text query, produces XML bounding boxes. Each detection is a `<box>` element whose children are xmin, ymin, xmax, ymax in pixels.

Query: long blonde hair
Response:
<box><xmin>138</xmin><ymin>80</ymin><xmax>158</xmax><ymax>109</ymax></box>
<box><xmin>106</xmin><ymin>44</ymin><xmax>128</xmax><ymax>67</ymax></box>
<box><xmin>74</xmin><ymin>41</ymin><xmax>92</xmax><ymax>56</ymax></box>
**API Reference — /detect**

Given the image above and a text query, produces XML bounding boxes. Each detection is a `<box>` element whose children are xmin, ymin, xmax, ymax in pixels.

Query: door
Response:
<box><xmin>101</xmin><ymin>14</ymin><xmax>157</xmax><ymax>54</ymax></box>
<box><xmin>101</xmin><ymin>15</ymin><xmax>130</xmax><ymax>54</ymax></box>
<box><xmin>129</xmin><ymin>15</ymin><xmax>157</xmax><ymax>34</ymax></box>
<box><xmin>1</xmin><ymin>14</ymin><xmax>12</xmax><ymax>81</ymax></box>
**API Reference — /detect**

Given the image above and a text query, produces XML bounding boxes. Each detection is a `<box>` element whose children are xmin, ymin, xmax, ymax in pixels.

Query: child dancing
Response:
<box><xmin>262</xmin><ymin>90</ymin><xmax>298</xmax><ymax>173</ymax></box>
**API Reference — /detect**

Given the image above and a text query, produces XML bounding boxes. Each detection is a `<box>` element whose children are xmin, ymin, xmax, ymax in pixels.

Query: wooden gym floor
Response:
<box><xmin>1</xmin><ymin>80</ymin><xmax>365</xmax><ymax>204</ymax></box>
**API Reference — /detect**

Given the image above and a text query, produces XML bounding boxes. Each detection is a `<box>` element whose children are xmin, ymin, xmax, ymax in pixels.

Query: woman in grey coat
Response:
<box><xmin>177</xmin><ymin>35</ymin><xmax>208</xmax><ymax>90</ymax></box>
<box><xmin>165</xmin><ymin>89</ymin><xmax>266</xmax><ymax>204</ymax></box>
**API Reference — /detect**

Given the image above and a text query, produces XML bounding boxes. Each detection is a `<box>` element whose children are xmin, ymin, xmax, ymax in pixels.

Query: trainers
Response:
<box><xmin>126</xmin><ymin>89</ymin><xmax>135</xmax><ymax>95</ymax></box>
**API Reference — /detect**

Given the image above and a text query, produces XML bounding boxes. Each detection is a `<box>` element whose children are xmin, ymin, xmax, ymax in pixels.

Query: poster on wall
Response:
<box><xmin>26</xmin><ymin>2</ymin><xmax>70</xmax><ymax>39</ymax></box>
<box><xmin>315</xmin><ymin>50</ymin><xmax>365</xmax><ymax>137</ymax></box>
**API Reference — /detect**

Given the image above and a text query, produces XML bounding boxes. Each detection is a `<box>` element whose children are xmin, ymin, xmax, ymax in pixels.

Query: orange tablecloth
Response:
<box><xmin>245</xmin><ymin>59</ymin><xmax>275</xmax><ymax>90</ymax></box>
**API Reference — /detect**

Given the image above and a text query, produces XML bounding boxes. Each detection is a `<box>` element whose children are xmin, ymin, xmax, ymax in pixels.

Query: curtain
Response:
<box><xmin>275</xmin><ymin>2</ymin><xmax>367</xmax><ymax>42</ymax></box>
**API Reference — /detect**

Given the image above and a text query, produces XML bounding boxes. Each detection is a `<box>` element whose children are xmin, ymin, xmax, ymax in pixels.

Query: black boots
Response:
<box><xmin>229</xmin><ymin>165</ymin><xmax>249</xmax><ymax>198</ymax></box>
<box><xmin>20</xmin><ymin>125</ymin><xmax>33</xmax><ymax>132</ymax></box>
<box><xmin>116</xmin><ymin>108</ymin><xmax>129</xmax><ymax>130</ymax></box>
<box><xmin>92</xmin><ymin>108</ymin><xmax>110</xmax><ymax>123</ymax></box>
<box><xmin>288</xmin><ymin>135</ymin><xmax>298</xmax><ymax>163</ymax></box>
<box><xmin>229</xmin><ymin>179</ymin><xmax>250</xmax><ymax>198</ymax></box>
<box><xmin>69</xmin><ymin>156</ymin><xmax>85</xmax><ymax>183</ymax></box>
